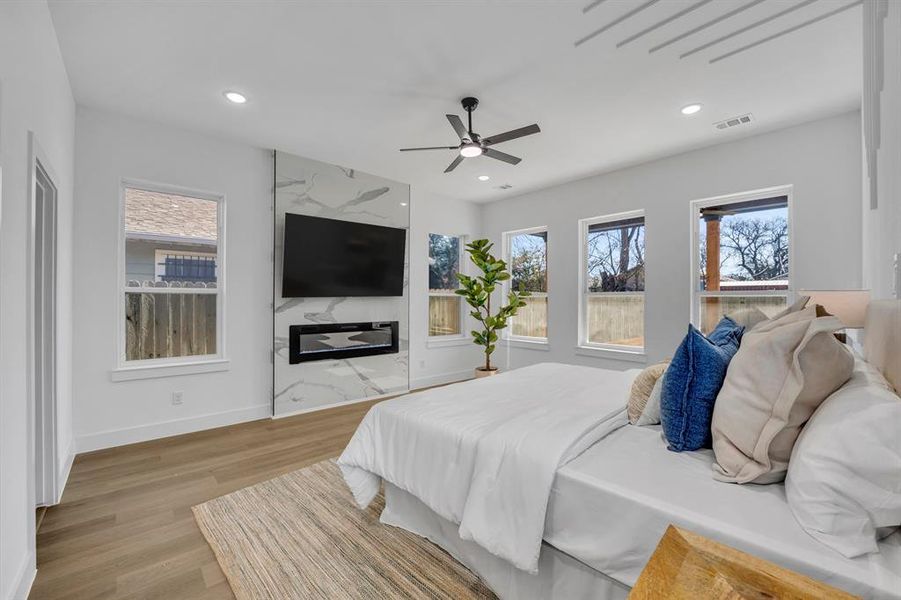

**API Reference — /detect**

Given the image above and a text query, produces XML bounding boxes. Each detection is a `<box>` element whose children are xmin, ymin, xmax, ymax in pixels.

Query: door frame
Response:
<box><xmin>27</xmin><ymin>131</ymin><xmax>61</xmax><ymax>507</ymax></box>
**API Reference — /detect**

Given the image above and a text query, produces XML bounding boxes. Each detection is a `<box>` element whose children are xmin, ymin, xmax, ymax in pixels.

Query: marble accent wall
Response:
<box><xmin>273</xmin><ymin>151</ymin><xmax>410</xmax><ymax>416</ymax></box>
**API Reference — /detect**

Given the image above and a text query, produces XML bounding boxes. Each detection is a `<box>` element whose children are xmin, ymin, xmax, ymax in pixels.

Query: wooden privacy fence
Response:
<box><xmin>512</xmin><ymin>295</ymin><xmax>548</xmax><ymax>338</ymax></box>
<box><xmin>125</xmin><ymin>292</ymin><xmax>217</xmax><ymax>360</ymax></box>
<box><xmin>429</xmin><ymin>290</ymin><xmax>788</xmax><ymax>344</ymax></box>
<box><xmin>428</xmin><ymin>295</ymin><xmax>462</xmax><ymax>337</ymax></box>
<box><xmin>699</xmin><ymin>295</ymin><xmax>787</xmax><ymax>333</ymax></box>
<box><xmin>586</xmin><ymin>294</ymin><xmax>644</xmax><ymax>346</ymax></box>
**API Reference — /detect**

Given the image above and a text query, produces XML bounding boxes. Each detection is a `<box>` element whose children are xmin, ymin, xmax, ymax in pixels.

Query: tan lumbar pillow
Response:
<box><xmin>711</xmin><ymin>305</ymin><xmax>853</xmax><ymax>484</ymax></box>
<box><xmin>628</xmin><ymin>362</ymin><xmax>669</xmax><ymax>425</ymax></box>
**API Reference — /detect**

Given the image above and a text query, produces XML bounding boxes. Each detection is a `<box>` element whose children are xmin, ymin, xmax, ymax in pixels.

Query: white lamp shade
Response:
<box><xmin>800</xmin><ymin>290</ymin><xmax>871</xmax><ymax>328</ymax></box>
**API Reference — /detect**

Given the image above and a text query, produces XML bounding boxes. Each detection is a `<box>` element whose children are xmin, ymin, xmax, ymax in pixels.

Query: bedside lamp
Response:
<box><xmin>800</xmin><ymin>290</ymin><xmax>870</xmax><ymax>345</ymax></box>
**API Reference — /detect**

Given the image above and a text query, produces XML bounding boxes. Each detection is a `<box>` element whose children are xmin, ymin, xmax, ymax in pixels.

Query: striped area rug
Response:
<box><xmin>193</xmin><ymin>460</ymin><xmax>496</xmax><ymax>599</ymax></box>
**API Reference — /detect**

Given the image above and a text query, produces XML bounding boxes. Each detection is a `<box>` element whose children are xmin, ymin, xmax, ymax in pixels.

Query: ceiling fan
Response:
<box><xmin>400</xmin><ymin>97</ymin><xmax>541</xmax><ymax>173</ymax></box>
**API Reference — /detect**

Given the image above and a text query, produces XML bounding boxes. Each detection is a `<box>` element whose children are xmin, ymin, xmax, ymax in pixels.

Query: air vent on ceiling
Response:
<box><xmin>714</xmin><ymin>113</ymin><xmax>754</xmax><ymax>130</ymax></box>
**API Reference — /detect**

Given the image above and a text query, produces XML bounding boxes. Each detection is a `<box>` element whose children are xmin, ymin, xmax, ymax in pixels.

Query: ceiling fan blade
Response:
<box><xmin>483</xmin><ymin>148</ymin><xmax>521</xmax><ymax>165</ymax></box>
<box><xmin>446</xmin><ymin>114</ymin><xmax>469</xmax><ymax>141</ymax></box>
<box><xmin>444</xmin><ymin>155</ymin><xmax>465</xmax><ymax>173</ymax></box>
<box><xmin>483</xmin><ymin>124</ymin><xmax>541</xmax><ymax>146</ymax></box>
<box><xmin>399</xmin><ymin>145</ymin><xmax>457</xmax><ymax>152</ymax></box>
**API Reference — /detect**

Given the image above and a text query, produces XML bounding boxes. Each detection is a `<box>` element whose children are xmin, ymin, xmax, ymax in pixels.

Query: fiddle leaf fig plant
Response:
<box><xmin>455</xmin><ymin>239</ymin><xmax>530</xmax><ymax>372</ymax></box>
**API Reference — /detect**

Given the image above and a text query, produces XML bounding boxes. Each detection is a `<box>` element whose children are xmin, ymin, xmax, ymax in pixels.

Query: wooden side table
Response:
<box><xmin>630</xmin><ymin>525</ymin><xmax>859</xmax><ymax>599</ymax></box>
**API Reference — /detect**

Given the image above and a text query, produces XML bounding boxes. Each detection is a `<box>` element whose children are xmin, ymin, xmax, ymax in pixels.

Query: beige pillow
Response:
<box><xmin>636</xmin><ymin>374</ymin><xmax>665</xmax><ymax>426</ymax></box>
<box><xmin>627</xmin><ymin>362</ymin><xmax>669</xmax><ymax>424</ymax></box>
<box><xmin>711</xmin><ymin>306</ymin><xmax>853</xmax><ymax>484</ymax></box>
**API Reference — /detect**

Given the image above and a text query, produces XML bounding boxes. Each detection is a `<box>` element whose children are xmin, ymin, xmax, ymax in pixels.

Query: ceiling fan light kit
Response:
<box><xmin>400</xmin><ymin>97</ymin><xmax>541</xmax><ymax>173</ymax></box>
<box><xmin>460</xmin><ymin>143</ymin><xmax>483</xmax><ymax>157</ymax></box>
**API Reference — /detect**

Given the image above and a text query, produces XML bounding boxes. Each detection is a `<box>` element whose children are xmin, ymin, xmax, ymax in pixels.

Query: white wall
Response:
<box><xmin>481</xmin><ymin>112</ymin><xmax>862</xmax><ymax>371</ymax></box>
<box><xmin>862</xmin><ymin>2</ymin><xmax>901</xmax><ymax>299</ymax></box>
<box><xmin>72</xmin><ymin>107</ymin><xmax>272</xmax><ymax>451</ymax></box>
<box><xmin>0</xmin><ymin>3</ymin><xmax>75</xmax><ymax>599</ymax></box>
<box><xmin>409</xmin><ymin>190</ymin><xmax>484</xmax><ymax>388</ymax></box>
<box><xmin>71</xmin><ymin>107</ymin><xmax>486</xmax><ymax>447</ymax></box>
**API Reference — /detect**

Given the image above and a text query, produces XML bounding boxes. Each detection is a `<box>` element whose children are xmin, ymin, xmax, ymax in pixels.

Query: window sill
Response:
<box><xmin>110</xmin><ymin>358</ymin><xmax>231</xmax><ymax>382</ymax></box>
<box><xmin>574</xmin><ymin>345</ymin><xmax>647</xmax><ymax>364</ymax></box>
<box><xmin>503</xmin><ymin>338</ymin><xmax>550</xmax><ymax>351</ymax></box>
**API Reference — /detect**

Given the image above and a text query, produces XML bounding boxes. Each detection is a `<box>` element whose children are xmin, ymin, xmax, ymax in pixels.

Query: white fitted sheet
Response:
<box><xmin>544</xmin><ymin>424</ymin><xmax>901</xmax><ymax>600</ymax></box>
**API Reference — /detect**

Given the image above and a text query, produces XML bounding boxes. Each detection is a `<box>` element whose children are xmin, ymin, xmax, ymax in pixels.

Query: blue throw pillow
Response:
<box><xmin>707</xmin><ymin>315</ymin><xmax>745</xmax><ymax>346</ymax></box>
<box><xmin>660</xmin><ymin>320</ymin><xmax>743</xmax><ymax>452</ymax></box>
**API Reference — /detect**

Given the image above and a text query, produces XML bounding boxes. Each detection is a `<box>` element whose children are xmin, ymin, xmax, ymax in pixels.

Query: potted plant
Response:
<box><xmin>455</xmin><ymin>239</ymin><xmax>530</xmax><ymax>378</ymax></box>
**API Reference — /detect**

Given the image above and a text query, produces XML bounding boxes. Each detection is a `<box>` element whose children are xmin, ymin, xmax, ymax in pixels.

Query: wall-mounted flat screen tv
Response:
<box><xmin>282</xmin><ymin>213</ymin><xmax>406</xmax><ymax>297</ymax></box>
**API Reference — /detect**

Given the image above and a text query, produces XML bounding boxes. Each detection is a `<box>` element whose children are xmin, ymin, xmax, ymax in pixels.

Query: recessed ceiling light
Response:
<box><xmin>459</xmin><ymin>143</ymin><xmax>483</xmax><ymax>158</ymax></box>
<box><xmin>224</xmin><ymin>91</ymin><xmax>247</xmax><ymax>104</ymax></box>
<box><xmin>478</xmin><ymin>175</ymin><xmax>490</xmax><ymax>181</ymax></box>
<box><xmin>681</xmin><ymin>103</ymin><xmax>702</xmax><ymax>115</ymax></box>
<box><xmin>399</xmin><ymin>202</ymin><xmax>408</xmax><ymax>206</ymax></box>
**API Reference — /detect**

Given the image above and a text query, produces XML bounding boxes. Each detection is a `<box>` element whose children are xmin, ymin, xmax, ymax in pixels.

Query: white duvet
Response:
<box><xmin>338</xmin><ymin>362</ymin><xmax>639</xmax><ymax>573</ymax></box>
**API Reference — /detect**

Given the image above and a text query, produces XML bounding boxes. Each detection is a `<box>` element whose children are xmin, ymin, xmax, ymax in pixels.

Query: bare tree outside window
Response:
<box><xmin>510</xmin><ymin>231</ymin><xmax>547</xmax><ymax>293</ymax></box>
<box><xmin>583</xmin><ymin>215</ymin><xmax>645</xmax><ymax>348</ymax></box>
<box><xmin>587</xmin><ymin>221</ymin><xmax>645</xmax><ymax>292</ymax></box>
<box><xmin>697</xmin><ymin>197</ymin><xmax>790</xmax><ymax>332</ymax></box>
<box><xmin>508</xmin><ymin>230</ymin><xmax>548</xmax><ymax>338</ymax></box>
<box><xmin>428</xmin><ymin>234</ymin><xmax>463</xmax><ymax>336</ymax></box>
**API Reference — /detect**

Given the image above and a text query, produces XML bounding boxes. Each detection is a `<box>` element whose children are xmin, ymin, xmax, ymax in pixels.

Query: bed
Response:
<box><xmin>339</xmin><ymin>300</ymin><xmax>901</xmax><ymax>599</ymax></box>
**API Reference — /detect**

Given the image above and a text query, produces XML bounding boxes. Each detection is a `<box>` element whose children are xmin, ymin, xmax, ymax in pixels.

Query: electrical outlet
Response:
<box><xmin>171</xmin><ymin>391</ymin><xmax>184</xmax><ymax>405</ymax></box>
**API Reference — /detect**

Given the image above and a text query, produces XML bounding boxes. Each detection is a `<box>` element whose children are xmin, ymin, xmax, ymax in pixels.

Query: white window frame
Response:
<box><xmin>502</xmin><ymin>225</ymin><xmax>549</xmax><ymax>346</ymax></box>
<box><xmin>112</xmin><ymin>179</ymin><xmax>228</xmax><ymax>381</ymax></box>
<box><xmin>689</xmin><ymin>184</ymin><xmax>795</xmax><ymax>329</ymax></box>
<box><xmin>577</xmin><ymin>210</ymin><xmax>646</xmax><ymax>360</ymax></box>
<box><xmin>427</xmin><ymin>232</ymin><xmax>468</xmax><ymax>347</ymax></box>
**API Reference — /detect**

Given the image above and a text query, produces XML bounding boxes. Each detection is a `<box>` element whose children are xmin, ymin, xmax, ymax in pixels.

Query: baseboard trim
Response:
<box><xmin>55</xmin><ymin>438</ymin><xmax>76</xmax><ymax>504</ymax></box>
<box><xmin>10</xmin><ymin>551</ymin><xmax>35</xmax><ymax>600</ymax></box>
<box><xmin>272</xmin><ymin>390</ymin><xmax>408</xmax><ymax>420</ymax></box>
<box><xmin>410</xmin><ymin>369</ymin><xmax>473</xmax><ymax>390</ymax></box>
<box><xmin>76</xmin><ymin>404</ymin><xmax>271</xmax><ymax>453</ymax></box>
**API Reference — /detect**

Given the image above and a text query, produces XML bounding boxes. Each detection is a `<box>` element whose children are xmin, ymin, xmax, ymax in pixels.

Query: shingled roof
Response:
<box><xmin>125</xmin><ymin>188</ymin><xmax>218</xmax><ymax>241</ymax></box>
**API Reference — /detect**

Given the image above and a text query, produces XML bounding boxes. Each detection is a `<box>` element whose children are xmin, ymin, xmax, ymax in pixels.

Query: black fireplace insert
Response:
<box><xmin>288</xmin><ymin>321</ymin><xmax>398</xmax><ymax>364</ymax></box>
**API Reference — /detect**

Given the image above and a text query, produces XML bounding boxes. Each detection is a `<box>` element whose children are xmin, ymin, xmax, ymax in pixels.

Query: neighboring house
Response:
<box><xmin>125</xmin><ymin>188</ymin><xmax>218</xmax><ymax>286</ymax></box>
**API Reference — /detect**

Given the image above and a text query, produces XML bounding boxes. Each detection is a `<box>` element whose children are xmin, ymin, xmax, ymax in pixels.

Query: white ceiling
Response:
<box><xmin>48</xmin><ymin>0</ymin><xmax>862</xmax><ymax>202</ymax></box>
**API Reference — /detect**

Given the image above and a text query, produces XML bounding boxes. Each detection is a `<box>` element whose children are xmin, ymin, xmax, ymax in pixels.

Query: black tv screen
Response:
<box><xmin>282</xmin><ymin>213</ymin><xmax>406</xmax><ymax>297</ymax></box>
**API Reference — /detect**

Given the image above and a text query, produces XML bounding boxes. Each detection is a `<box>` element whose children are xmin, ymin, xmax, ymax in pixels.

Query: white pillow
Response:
<box><xmin>635</xmin><ymin>374</ymin><xmax>664</xmax><ymax>426</ymax></box>
<box><xmin>785</xmin><ymin>360</ymin><xmax>901</xmax><ymax>558</ymax></box>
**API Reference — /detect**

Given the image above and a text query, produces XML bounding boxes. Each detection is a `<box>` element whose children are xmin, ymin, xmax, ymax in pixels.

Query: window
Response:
<box><xmin>580</xmin><ymin>211</ymin><xmax>645</xmax><ymax>351</ymax></box>
<box><xmin>693</xmin><ymin>190</ymin><xmax>791</xmax><ymax>334</ymax></box>
<box><xmin>505</xmin><ymin>227</ymin><xmax>548</xmax><ymax>340</ymax></box>
<box><xmin>428</xmin><ymin>233</ymin><xmax>464</xmax><ymax>337</ymax></box>
<box><xmin>120</xmin><ymin>183</ymin><xmax>223</xmax><ymax>365</ymax></box>
<box><xmin>154</xmin><ymin>250</ymin><xmax>217</xmax><ymax>283</ymax></box>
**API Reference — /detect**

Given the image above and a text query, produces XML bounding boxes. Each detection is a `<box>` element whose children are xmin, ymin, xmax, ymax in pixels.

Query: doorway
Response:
<box><xmin>31</xmin><ymin>145</ymin><xmax>59</xmax><ymax>507</ymax></box>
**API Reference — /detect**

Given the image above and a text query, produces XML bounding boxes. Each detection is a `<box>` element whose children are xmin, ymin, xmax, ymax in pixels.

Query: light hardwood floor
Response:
<box><xmin>30</xmin><ymin>399</ymin><xmax>382</xmax><ymax>599</ymax></box>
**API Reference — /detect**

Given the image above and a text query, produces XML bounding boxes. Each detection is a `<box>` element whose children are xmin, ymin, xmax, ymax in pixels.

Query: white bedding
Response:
<box><xmin>338</xmin><ymin>362</ymin><xmax>639</xmax><ymax>573</ymax></box>
<box><xmin>544</xmin><ymin>424</ymin><xmax>901</xmax><ymax>599</ymax></box>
